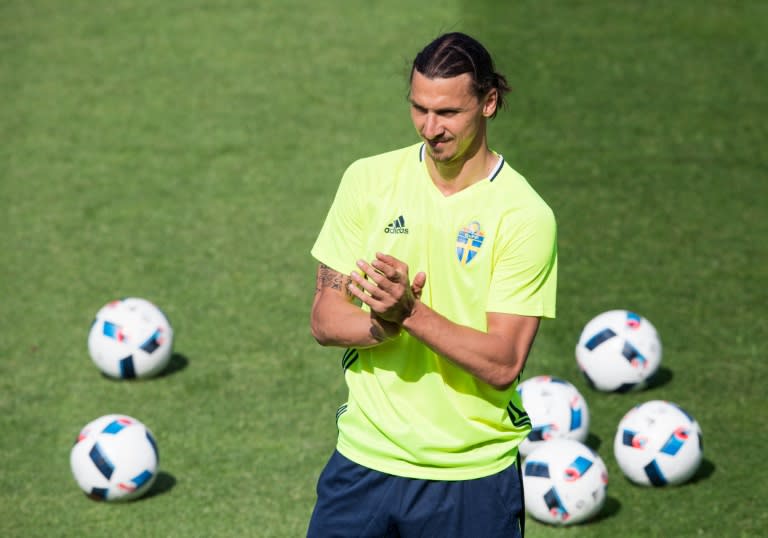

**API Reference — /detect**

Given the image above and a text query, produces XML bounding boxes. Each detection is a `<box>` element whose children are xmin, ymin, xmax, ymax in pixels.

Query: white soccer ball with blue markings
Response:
<box><xmin>613</xmin><ymin>400</ymin><xmax>703</xmax><ymax>486</ymax></box>
<box><xmin>88</xmin><ymin>298</ymin><xmax>173</xmax><ymax>379</ymax></box>
<box><xmin>575</xmin><ymin>309</ymin><xmax>662</xmax><ymax>392</ymax></box>
<box><xmin>523</xmin><ymin>439</ymin><xmax>608</xmax><ymax>525</ymax></box>
<box><xmin>70</xmin><ymin>414</ymin><xmax>159</xmax><ymax>501</ymax></box>
<box><xmin>517</xmin><ymin>376</ymin><xmax>590</xmax><ymax>457</ymax></box>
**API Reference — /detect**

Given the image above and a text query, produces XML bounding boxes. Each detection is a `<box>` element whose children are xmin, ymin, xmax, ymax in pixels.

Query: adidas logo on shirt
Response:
<box><xmin>384</xmin><ymin>215</ymin><xmax>409</xmax><ymax>234</ymax></box>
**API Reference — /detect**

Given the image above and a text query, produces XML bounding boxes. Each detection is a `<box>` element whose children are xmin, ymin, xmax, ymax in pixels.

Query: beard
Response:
<box><xmin>425</xmin><ymin>139</ymin><xmax>456</xmax><ymax>162</ymax></box>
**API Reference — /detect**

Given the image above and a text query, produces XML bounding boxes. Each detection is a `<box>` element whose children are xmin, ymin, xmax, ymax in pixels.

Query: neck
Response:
<box><xmin>426</xmin><ymin>138</ymin><xmax>495</xmax><ymax>196</ymax></box>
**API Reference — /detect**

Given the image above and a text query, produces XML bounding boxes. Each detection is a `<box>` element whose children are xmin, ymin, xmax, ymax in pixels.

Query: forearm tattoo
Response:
<box><xmin>317</xmin><ymin>263</ymin><xmax>354</xmax><ymax>299</ymax></box>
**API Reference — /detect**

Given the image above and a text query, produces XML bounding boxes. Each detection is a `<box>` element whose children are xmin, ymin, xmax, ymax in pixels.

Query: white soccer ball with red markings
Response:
<box><xmin>523</xmin><ymin>439</ymin><xmax>608</xmax><ymax>525</ymax></box>
<box><xmin>575</xmin><ymin>310</ymin><xmax>662</xmax><ymax>392</ymax></box>
<box><xmin>517</xmin><ymin>376</ymin><xmax>590</xmax><ymax>457</ymax></box>
<box><xmin>88</xmin><ymin>298</ymin><xmax>173</xmax><ymax>379</ymax></box>
<box><xmin>70</xmin><ymin>414</ymin><xmax>159</xmax><ymax>501</ymax></box>
<box><xmin>613</xmin><ymin>400</ymin><xmax>703</xmax><ymax>486</ymax></box>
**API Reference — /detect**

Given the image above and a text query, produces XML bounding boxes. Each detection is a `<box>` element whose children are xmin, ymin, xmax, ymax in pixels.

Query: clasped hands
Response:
<box><xmin>348</xmin><ymin>252</ymin><xmax>427</xmax><ymax>340</ymax></box>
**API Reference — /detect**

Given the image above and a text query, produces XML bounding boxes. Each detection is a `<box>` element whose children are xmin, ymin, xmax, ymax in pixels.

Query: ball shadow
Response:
<box><xmin>98</xmin><ymin>353</ymin><xmax>189</xmax><ymax>382</ymax></box>
<box><xmin>584</xmin><ymin>432</ymin><xmax>602</xmax><ymax>452</ymax></box>
<box><xmin>686</xmin><ymin>458</ymin><xmax>716</xmax><ymax>485</ymax></box>
<box><xmin>137</xmin><ymin>471</ymin><xmax>177</xmax><ymax>501</ymax></box>
<box><xmin>588</xmin><ymin>495</ymin><xmax>622</xmax><ymax>523</ymax></box>
<box><xmin>157</xmin><ymin>352</ymin><xmax>190</xmax><ymax>378</ymax></box>
<box><xmin>616</xmin><ymin>457</ymin><xmax>715</xmax><ymax>489</ymax></box>
<box><xmin>644</xmin><ymin>366</ymin><xmax>673</xmax><ymax>390</ymax></box>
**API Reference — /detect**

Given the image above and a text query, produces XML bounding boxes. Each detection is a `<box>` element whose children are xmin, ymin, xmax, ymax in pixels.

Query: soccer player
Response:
<box><xmin>308</xmin><ymin>32</ymin><xmax>557</xmax><ymax>537</ymax></box>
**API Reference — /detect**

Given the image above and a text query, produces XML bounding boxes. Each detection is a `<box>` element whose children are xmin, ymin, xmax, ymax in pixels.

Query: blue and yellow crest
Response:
<box><xmin>456</xmin><ymin>221</ymin><xmax>485</xmax><ymax>265</ymax></box>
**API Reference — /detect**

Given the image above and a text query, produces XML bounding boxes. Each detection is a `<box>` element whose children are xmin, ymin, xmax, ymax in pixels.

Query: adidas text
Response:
<box><xmin>384</xmin><ymin>215</ymin><xmax>409</xmax><ymax>234</ymax></box>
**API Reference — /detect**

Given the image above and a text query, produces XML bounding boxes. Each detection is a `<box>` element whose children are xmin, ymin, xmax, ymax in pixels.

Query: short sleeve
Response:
<box><xmin>486</xmin><ymin>205</ymin><xmax>558</xmax><ymax>318</ymax></box>
<box><xmin>311</xmin><ymin>161</ymin><xmax>368</xmax><ymax>275</ymax></box>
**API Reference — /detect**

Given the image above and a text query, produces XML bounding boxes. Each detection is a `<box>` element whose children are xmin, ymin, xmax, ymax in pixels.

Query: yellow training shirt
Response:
<box><xmin>312</xmin><ymin>143</ymin><xmax>557</xmax><ymax>480</ymax></box>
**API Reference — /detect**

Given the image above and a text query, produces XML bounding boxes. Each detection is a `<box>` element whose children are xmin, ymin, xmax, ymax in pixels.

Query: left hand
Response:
<box><xmin>349</xmin><ymin>252</ymin><xmax>426</xmax><ymax>324</ymax></box>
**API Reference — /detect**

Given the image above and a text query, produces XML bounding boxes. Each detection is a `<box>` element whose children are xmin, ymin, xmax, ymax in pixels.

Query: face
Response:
<box><xmin>409</xmin><ymin>71</ymin><xmax>497</xmax><ymax>164</ymax></box>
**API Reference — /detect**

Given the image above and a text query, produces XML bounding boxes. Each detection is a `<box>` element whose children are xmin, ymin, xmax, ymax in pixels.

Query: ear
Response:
<box><xmin>482</xmin><ymin>88</ymin><xmax>498</xmax><ymax>118</ymax></box>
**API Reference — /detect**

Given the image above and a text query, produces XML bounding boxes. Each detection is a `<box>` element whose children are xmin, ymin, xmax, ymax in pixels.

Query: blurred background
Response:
<box><xmin>1</xmin><ymin>1</ymin><xmax>765</xmax><ymax>536</ymax></box>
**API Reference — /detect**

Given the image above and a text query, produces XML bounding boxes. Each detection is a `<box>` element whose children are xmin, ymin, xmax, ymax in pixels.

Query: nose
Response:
<box><xmin>422</xmin><ymin>113</ymin><xmax>443</xmax><ymax>140</ymax></box>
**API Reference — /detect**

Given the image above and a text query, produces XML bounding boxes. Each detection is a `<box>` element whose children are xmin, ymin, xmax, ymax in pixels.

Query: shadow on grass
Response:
<box><xmin>645</xmin><ymin>366</ymin><xmax>673</xmax><ymax>390</ymax></box>
<box><xmin>138</xmin><ymin>471</ymin><xmax>177</xmax><ymax>501</ymax></box>
<box><xmin>590</xmin><ymin>495</ymin><xmax>621</xmax><ymax>523</ymax></box>
<box><xmin>157</xmin><ymin>352</ymin><xmax>189</xmax><ymax>378</ymax></box>
<box><xmin>687</xmin><ymin>457</ymin><xmax>715</xmax><ymax>485</ymax></box>
<box><xmin>535</xmin><ymin>496</ymin><xmax>621</xmax><ymax>527</ymax></box>
<box><xmin>585</xmin><ymin>432</ymin><xmax>602</xmax><ymax>452</ymax></box>
<box><xmin>614</xmin><ymin>457</ymin><xmax>714</xmax><ymax>489</ymax></box>
<box><xmin>99</xmin><ymin>352</ymin><xmax>190</xmax><ymax>382</ymax></box>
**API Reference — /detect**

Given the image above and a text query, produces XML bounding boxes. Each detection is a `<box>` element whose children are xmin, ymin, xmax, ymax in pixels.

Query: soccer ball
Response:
<box><xmin>575</xmin><ymin>310</ymin><xmax>662</xmax><ymax>392</ymax></box>
<box><xmin>88</xmin><ymin>297</ymin><xmax>173</xmax><ymax>379</ymax></box>
<box><xmin>517</xmin><ymin>376</ymin><xmax>590</xmax><ymax>457</ymax></box>
<box><xmin>70</xmin><ymin>414</ymin><xmax>159</xmax><ymax>501</ymax></box>
<box><xmin>613</xmin><ymin>400</ymin><xmax>703</xmax><ymax>486</ymax></box>
<box><xmin>523</xmin><ymin>439</ymin><xmax>608</xmax><ymax>525</ymax></box>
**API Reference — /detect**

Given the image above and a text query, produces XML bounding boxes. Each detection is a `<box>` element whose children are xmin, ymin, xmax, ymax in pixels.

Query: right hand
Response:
<box><xmin>350</xmin><ymin>253</ymin><xmax>427</xmax><ymax>324</ymax></box>
<box><xmin>370</xmin><ymin>268</ymin><xmax>427</xmax><ymax>339</ymax></box>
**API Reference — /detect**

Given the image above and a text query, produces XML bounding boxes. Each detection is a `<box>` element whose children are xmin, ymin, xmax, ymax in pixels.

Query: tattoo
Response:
<box><xmin>369</xmin><ymin>325</ymin><xmax>386</xmax><ymax>342</ymax></box>
<box><xmin>316</xmin><ymin>263</ymin><xmax>354</xmax><ymax>299</ymax></box>
<box><xmin>369</xmin><ymin>313</ymin><xmax>401</xmax><ymax>343</ymax></box>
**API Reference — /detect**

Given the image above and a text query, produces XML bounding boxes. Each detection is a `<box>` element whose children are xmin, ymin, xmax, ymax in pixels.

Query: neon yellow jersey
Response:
<box><xmin>311</xmin><ymin>143</ymin><xmax>557</xmax><ymax>480</ymax></box>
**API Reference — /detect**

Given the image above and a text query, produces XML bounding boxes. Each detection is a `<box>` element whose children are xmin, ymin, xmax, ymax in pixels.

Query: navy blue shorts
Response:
<box><xmin>307</xmin><ymin>451</ymin><xmax>524</xmax><ymax>538</ymax></box>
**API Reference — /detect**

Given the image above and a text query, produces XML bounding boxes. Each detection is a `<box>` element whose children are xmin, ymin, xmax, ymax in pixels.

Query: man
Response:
<box><xmin>308</xmin><ymin>32</ymin><xmax>557</xmax><ymax>537</ymax></box>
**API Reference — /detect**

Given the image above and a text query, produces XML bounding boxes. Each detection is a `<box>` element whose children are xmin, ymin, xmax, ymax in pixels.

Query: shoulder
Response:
<box><xmin>491</xmin><ymin>160</ymin><xmax>554</xmax><ymax>218</ymax></box>
<box><xmin>338</xmin><ymin>144</ymin><xmax>423</xmax><ymax>197</ymax></box>
<box><xmin>345</xmin><ymin>143</ymin><xmax>423</xmax><ymax>175</ymax></box>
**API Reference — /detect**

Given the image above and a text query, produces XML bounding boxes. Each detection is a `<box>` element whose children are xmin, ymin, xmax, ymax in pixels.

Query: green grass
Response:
<box><xmin>1</xmin><ymin>1</ymin><xmax>766</xmax><ymax>536</ymax></box>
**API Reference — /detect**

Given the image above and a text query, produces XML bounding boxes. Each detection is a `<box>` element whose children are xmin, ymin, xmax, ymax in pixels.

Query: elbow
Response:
<box><xmin>311</xmin><ymin>321</ymin><xmax>332</xmax><ymax>346</ymax></box>
<box><xmin>312</xmin><ymin>333</ymin><xmax>333</xmax><ymax>347</ymax></box>
<box><xmin>487</xmin><ymin>346</ymin><xmax>532</xmax><ymax>390</ymax></box>
<box><xmin>310</xmin><ymin>305</ymin><xmax>328</xmax><ymax>345</ymax></box>
<box><xmin>487</xmin><ymin>363</ymin><xmax>525</xmax><ymax>391</ymax></box>
<box><xmin>311</xmin><ymin>311</ymin><xmax>339</xmax><ymax>347</ymax></box>
<box><xmin>488</xmin><ymin>377</ymin><xmax>517</xmax><ymax>392</ymax></box>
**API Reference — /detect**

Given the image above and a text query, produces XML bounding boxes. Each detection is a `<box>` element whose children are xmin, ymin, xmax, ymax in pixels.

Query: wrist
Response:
<box><xmin>401</xmin><ymin>299</ymin><xmax>422</xmax><ymax>331</ymax></box>
<box><xmin>370</xmin><ymin>313</ymin><xmax>402</xmax><ymax>342</ymax></box>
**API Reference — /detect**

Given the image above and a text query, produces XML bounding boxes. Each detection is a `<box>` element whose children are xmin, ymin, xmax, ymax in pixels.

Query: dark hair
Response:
<box><xmin>410</xmin><ymin>32</ymin><xmax>510</xmax><ymax>118</ymax></box>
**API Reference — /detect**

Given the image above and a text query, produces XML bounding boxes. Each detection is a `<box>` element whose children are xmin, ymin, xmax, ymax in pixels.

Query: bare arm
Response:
<box><xmin>403</xmin><ymin>305</ymin><xmax>539</xmax><ymax>390</ymax></box>
<box><xmin>311</xmin><ymin>263</ymin><xmax>400</xmax><ymax>348</ymax></box>
<box><xmin>348</xmin><ymin>253</ymin><xmax>539</xmax><ymax>390</ymax></box>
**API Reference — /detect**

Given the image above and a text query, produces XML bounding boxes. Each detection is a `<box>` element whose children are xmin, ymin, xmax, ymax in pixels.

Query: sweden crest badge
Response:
<box><xmin>456</xmin><ymin>221</ymin><xmax>485</xmax><ymax>265</ymax></box>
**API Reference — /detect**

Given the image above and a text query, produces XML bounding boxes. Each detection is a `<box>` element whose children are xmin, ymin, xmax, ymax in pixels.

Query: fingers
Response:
<box><xmin>347</xmin><ymin>278</ymin><xmax>374</xmax><ymax>305</ymax></box>
<box><xmin>349</xmin><ymin>256</ymin><xmax>425</xmax><ymax>324</ymax></box>
<box><xmin>355</xmin><ymin>259</ymin><xmax>387</xmax><ymax>287</ymax></box>
<box><xmin>351</xmin><ymin>253</ymin><xmax>421</xmax><ymax>300</ymax></box>
<box><xmin>358</xmin><ymin>258</ymin><xmax>402</xmax><ymax>291</ymax></box>
<box><xmin>348</xmin><ymin>271</ymin><xmax>395</xmax><ymax>317</ymax></box>
<box><xmin>349</xmin><ymin>269</ymin><xmax>383</xmax><ymax>299</ymax></box>
<box><xmin>372</xmin><ymin>253</ymin><xmax>408</xmax><ymax>284</ymax></box>
<box><xmin>412</xmin><ymin>271</ymin><xmax>427</xmax><ymax>298</ymax></box>
<box><xmin>349</xmin><ymin>257</ymin><xmax>405</xmax><ymax>314</ymax></box>
<box><xmin>374</xmin><ymin>252</ymin><xmax>399</xmax><ymax>266</ymax></box>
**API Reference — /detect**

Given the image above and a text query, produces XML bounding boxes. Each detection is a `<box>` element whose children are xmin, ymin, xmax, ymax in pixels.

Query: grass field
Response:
<box><xmin>1</xmin><ymin>1</ymin><xmax>766</xmax><ymax>536</ymax></box>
